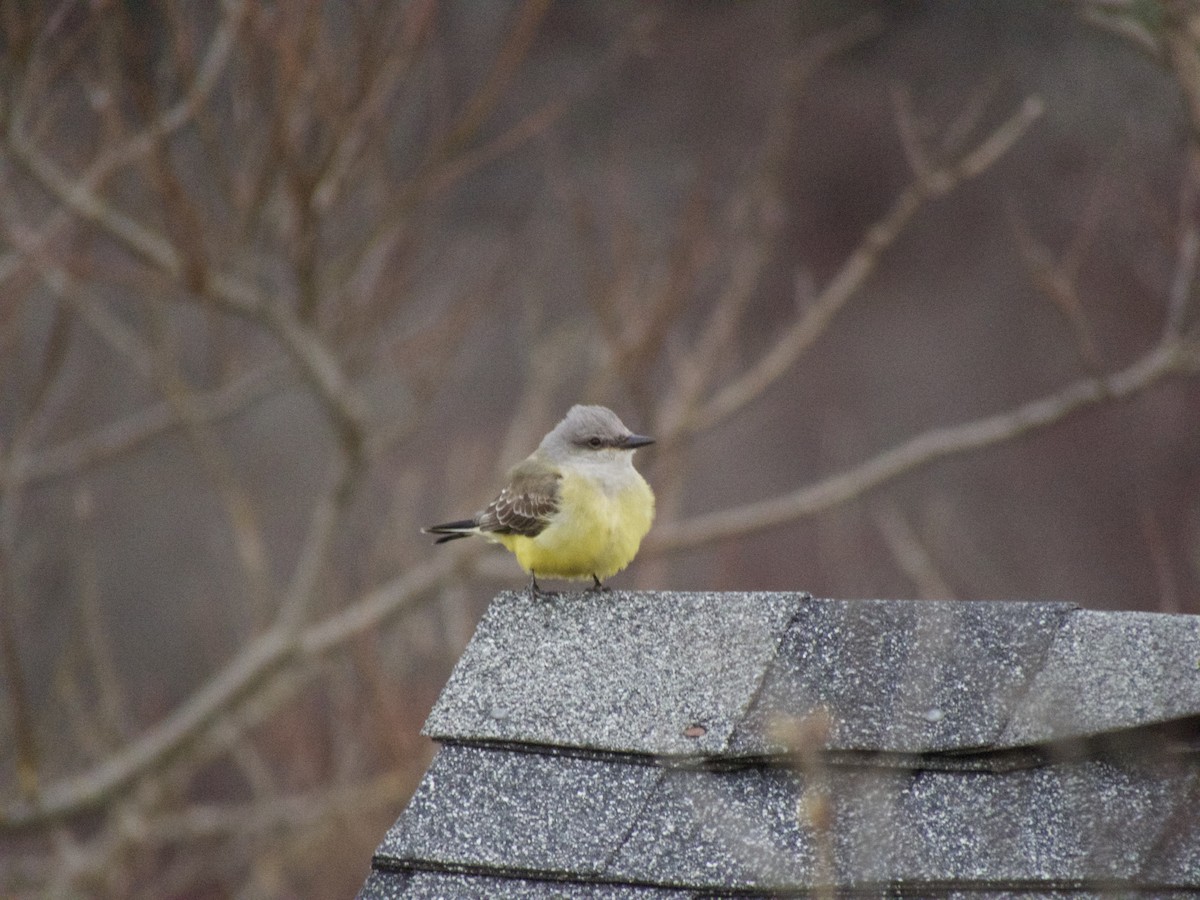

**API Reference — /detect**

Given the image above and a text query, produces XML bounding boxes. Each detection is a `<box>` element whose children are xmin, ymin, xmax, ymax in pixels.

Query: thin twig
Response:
<box><xmin>0</xmin><ymin>0</ymin><xmax>248</xmax><ymax>289</ymax></box>
<box><xmin>1074</xmin><ymin>2</ymin><xmax>1163</xmax><ymax>60</ymax></box>
<box><xmin>137</xmin><ymin>772</ymin><xmax>410</xmax><ymax>845</ymax></box>
<box><xmin>146</xmin><ymin>301</ymin><xmax>277</xmax><ymax>615</ymax></box>
<box><xmin>649</xmin><ymin>337</ymin><xmax>1194</xmax><ymax>554</ymax></box>
<box><xmin>1166</xmin><ymin>148</ymin><xmax>1200</xmax><ymax>339</ymax></box>
<box><xmin>1162</xmin><ymin>1</ymin><xmax>1200</xmax><ymax>146</ymax></box>
<box><xmin>874</xmin><ymin>504</ymin><xmax>957</xmax><ymax>600</ymax></box>
<box><xmin>0</xmin><ymin>298</ymin><xmax>79</xmax><ymax>803</ymax></box>
<box><xmin>1010</xmin><ymin>211</ymin><xmax>1103</xmax><ymax>371</ymax></box>
<box><xmin>1137</xmin><ymin>499</ymin><xmax>1182</xmax><ymax>614</ymax></box>
<box><xmin>72</xmin><ymin>490</ymin><xmax>132</xmax><ymax>746</ymax></box>
<box><xmin>434</xmin><ymin>0</ymin><xmax>554</xmax><ymax>155</ymax></box>
<box><xmin>0</xmin><ymin>548</ymin><xmax>467</xmax><ymax>832</ymax></box>
<box><xmin>685</xmin><ymin>95</ymin><xmax>1045</xmax><ymax>436</ymax></box>
<box><xmin>12</xmin><ymin>363</ymin><xmax>286</xmax><ymax>487</ymax></box>
<box><xmin>0</xmin><ymin>538</ymin><xmax>38</xmax><ymax>802</ymax></box>
<box><xmin>8</xmin><ymin>127</ymin><xmax>369</xmax><ymax>465</ymax></box>
<box><xmin>275</xmin><ymin>453</ymin><xmax>353</xmax><ymax>631</ymax></box>
<box><xmin>338</xmin><ymin>7</ymin><xmax>655</xmax><ymax>299</ymax></box>
<box><xmin>660</xmin><ymin>13</ymin><xmax>884</xmax><ymax>440</ymax></box>
<box><xmin>311</xmin><ymin>0</ymin><xmax>437</xmax><ymax>213</ymax></box>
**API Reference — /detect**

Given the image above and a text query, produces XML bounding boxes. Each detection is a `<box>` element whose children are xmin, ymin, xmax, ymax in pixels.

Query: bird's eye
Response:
<box><xmin>587</xmin><ymin>436</ymin><xmax>603</xmax><ymax>449</ymax></box>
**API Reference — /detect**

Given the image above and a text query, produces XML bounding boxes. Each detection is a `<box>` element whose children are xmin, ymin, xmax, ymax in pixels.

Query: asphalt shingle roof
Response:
<box><xmin>423</xmin><ymin>591</ymin><xmax>802</xmax><ymax>758</ymax></box>
<box><xmin>362</xmin><ymin>592</ymin><xmax>1200</xmax><ymax>897</ymax></box>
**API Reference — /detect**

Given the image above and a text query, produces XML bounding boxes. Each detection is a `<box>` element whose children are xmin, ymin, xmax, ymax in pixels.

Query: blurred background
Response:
<box><xmin>2</xmin><ymin>0</ymin><xmax>1199</xmax><ymax>896</ymax></box>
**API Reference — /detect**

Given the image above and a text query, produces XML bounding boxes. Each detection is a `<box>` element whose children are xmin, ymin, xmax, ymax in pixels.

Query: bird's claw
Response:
<box><xmin>528</xmin><ymin>574</ymin><xmax>557</xmax><ymax>601</ymax></box>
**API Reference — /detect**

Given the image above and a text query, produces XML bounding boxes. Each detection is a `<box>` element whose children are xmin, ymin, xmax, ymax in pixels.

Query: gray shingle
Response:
<box><xmin>377</xmin><ymin>745</ymin><xmax>661</xmax><ymax>877</ymax></box>
<box><xmin>607</xmin><ymin>766</ymin><xmax>833</xmax><ymax>889</ymax></box>
<box><xmin>615</xmin><ymin>757</ymin><xmax>1200</xmax><ymax>889</ymax></box>
<box><xmin>893</xmin><ymin>759</ymin><xmax>1199</xmax><ymax>883</ymax></box>
<box><xmin>358</xmin><ymin>871</ymin><xmax>405</xmax><ymax>900</ymax></box>
<box><xmin>367</xmin><ymin>593</ymin><xmax>1200</xmax><ymax>896</ymax></box>
<box><xmin>362</xmin><ymin>873</ymin><xmax>1193</xmax><ymax>900</ymax></box>
<box><xmin>732</xmin><ymin>598</ymin><xmax>1074</xmax><ymax>755</ymax></box>
<box><xmin>423</xmin><ymin>591</ymin><xmax>805</xmax><ymax>756</ymax></box>
<box><xmin>358</xmin><ymin>870</ymin><xmax>692</xmax><ymax>898</ymax></box>
<box><xmin>380</xmin><ymin>744</ymin><xmax>1200</xmax><ymax>891</ymax></box>
<box><xmin>999</xmin><ymin>609</ymin><xmax>1200</xmax><ymax>746</ymax></box>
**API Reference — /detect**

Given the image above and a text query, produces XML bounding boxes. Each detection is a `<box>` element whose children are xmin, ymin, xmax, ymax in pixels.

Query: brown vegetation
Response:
<box><xmin>1</xmin><ymin>1</ymin><xmax>1198</xmax><ymax>896</ymax></box>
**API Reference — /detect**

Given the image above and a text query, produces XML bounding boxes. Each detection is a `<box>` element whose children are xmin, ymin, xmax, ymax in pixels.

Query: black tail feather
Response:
<box><xmin>423</xmin><ymin>519</ymin><xmax>477</xmax><ymax>544</ymax></box>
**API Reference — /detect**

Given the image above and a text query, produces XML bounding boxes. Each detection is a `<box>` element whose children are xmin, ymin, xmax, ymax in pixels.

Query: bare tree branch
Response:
<box><xmin>146</xmin><ymin>302</ymin><xmax>277</xmax><ymax>615</ymax></box>
<box><xmin>874</xmin><ymin>504</ymin><xmax>957</xmax><ymax>600</ymax></box>
<box><xmin>435</xmin><ymin>0</ymin><xmax>555</xmax><ymax>155</ymax></box>
<box><xmin>1072</xmin><ymin>1</ymin><xmax>1164</xmax><ymax>59</ymax></box>
<box><xmin>659</xmin><ymin>13</ymin><xmax>885</xmax><ymax>441</ymax></box>
<box><xmin>1162</xmin><ymin>1</ymin><xmax>1200</xmax><ymax>145</ymax></box>
<box><xmin>7</xmin><ymin>124</ymin><xmax>369</xmax><ymax>466</ymax></box>
<box><xmin>649</xmin><ymin>337</ymin><xmax>1196</xmax><ymax>554</ymax></box>
<box><xmin>138</xmin><ymin>772</ymin><xmax>410</xmax><ymax>845</ymax></box>
<box><xmin>0</xmin><ymin>0</ymin><xmax>248</xmax><ymax>289</ymax></box>
<box><xmin>310</xmin><ymin>1</ymin><xmax>437</xmax><ymax>214</ymax></box>
<box><xmin>1166</xmin><ymin>148</ymin><xmax>1200</xmax><ymax>338</ymax></box>
<box><xmin>0</xmin><ymin>548</ymin><xmax>467</xmax><ymax>832</ymax></box>
<box><xmin>276</xmin><ymin>454</ymin><xmax>353</xmax><ymax>631</ymax></box>
<box><xmin>0</xmin><ymin>299</ymin><xmax>77</xmax><ymax>803</ymax></box>
<box><xmin>12</xmin><ymin>363</ymin><xmax>286</xmax><ymax>487</ymax></box>
<box><xmin>684</xmin><ymin>95</ymin><xmax>1045</xmax><ymax>436</ymax></box>
<box><xmin>1011</xmin><ymin>211</ymin><xmax>1104</xmax><ymax>371</ymax></box>
<box><xmin>4</xmin><ymin>5</ymin><xmax>1197</xmax><ymax>895</ymax></box>
<box><xmin>0</xmin><ymin>536</ymin><xmax>38</xmax><ymax>802</ymax></box>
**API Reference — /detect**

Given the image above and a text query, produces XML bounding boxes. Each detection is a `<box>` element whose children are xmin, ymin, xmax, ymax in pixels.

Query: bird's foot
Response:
<box><xmin>587</xmin><ymin>574</ymin><xmax>611</xmax><ymax>593</ymax></box>
<box><xmin>528</xmin><ymin>574</ymin><xmax>557</xmax><ymax>601</ymax></box>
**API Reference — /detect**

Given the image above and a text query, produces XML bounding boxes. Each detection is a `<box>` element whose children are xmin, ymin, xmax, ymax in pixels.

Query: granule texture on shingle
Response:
<box><xmin>605</xmin><ymin>757</ymin><xmax>1200</xmax><ymax>890</ymax></box>
<box><xmin>607</xmin><ymin>766</ymin><xmax>820</xmax><ymax>889</ymax></box>
<box><xmin>732</xmin><ymin>598</ymin><xmax>1074</xmax><ymax>755</ymax></box>
<box><xmin>376</xmin><ymin>745</ymin><xmax>661</xmax><ymax>876</ymax></box>
<box><xmin>366</xmin><ymin>594</ymin><xmax>1200</xmax><ymax>896</ymax></box>
<box><xmin>357</xmin><ymin>871</ymin><xmax>407</xmax><ymax>900</ymax></box>
<box><xmin>422</xmin><ymin>591</ymin><xmax>805</xmax><ymax>756</ymax></box>
<box><xmin>998</xmin><ymin>608</ymin><xmax>1200</xmax><ymax>746</ymax></box>
<box><xmin>893</xmin><ymin>759</ymin><xmax>1197</xmax><ymax>883</ymax></box>
<box><xmin>1139</xmin><ymin>768</ymin><xmax>1200</xmax><ymax>884</ymax></box>
<box><xmin>358</xmin><ymin>870</ymin><xmax>693</xmax><ymax>899</ymax></box>
<box><xmin>606</xmin><ymin>764</ymin><xmax>911</xmax><ymax>890</ymax></box>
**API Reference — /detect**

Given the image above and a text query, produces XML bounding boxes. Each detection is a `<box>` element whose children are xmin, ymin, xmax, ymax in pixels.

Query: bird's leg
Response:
<box><xmin>588</xmin><ymin>574</ymin><xmax>611</xmax><ymax>593</ymax></box>
<box><xmin>529</xmin><ymin>572</ymin><xmax>548</xmax><ymax>600</ymax></box>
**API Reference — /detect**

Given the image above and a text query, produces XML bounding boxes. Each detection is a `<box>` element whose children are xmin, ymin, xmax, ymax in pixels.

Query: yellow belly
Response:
<box><xmin>492</xmin><ymin>470</ymin><xmax>654</xmax><ymax>581</ymax></box>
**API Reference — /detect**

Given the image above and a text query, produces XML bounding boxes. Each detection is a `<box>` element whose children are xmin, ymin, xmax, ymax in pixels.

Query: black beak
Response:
<box><xmin>620</xmin><ymin>433</ymin><xmax>655</xmax><ymax>450</ymax></box>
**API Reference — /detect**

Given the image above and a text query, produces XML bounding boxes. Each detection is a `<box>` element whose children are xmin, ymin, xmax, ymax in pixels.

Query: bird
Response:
<box><xmin>423</xmin><ymin>405</ymin><xmax>655</xmax><ymax>595</ymax></box>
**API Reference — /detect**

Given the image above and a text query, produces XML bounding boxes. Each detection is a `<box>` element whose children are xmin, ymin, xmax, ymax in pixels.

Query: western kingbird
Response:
<box><xmin>424</xmin><ymin>405</ymin><xmax>655</xmax><ymax>593</ymax></box>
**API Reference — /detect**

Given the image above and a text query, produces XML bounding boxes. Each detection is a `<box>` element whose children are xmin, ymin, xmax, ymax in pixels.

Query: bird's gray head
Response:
<box><xmin>538</xmin><ymin>405</ymin><xmax>654</xmax><ymax>463</ymax></box>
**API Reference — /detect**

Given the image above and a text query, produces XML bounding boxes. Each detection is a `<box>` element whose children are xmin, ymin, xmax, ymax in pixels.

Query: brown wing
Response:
<box><xmin>476</xmin><ymin>462</ymin><xmax>560</xmax><ymax>538</ymax></box>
